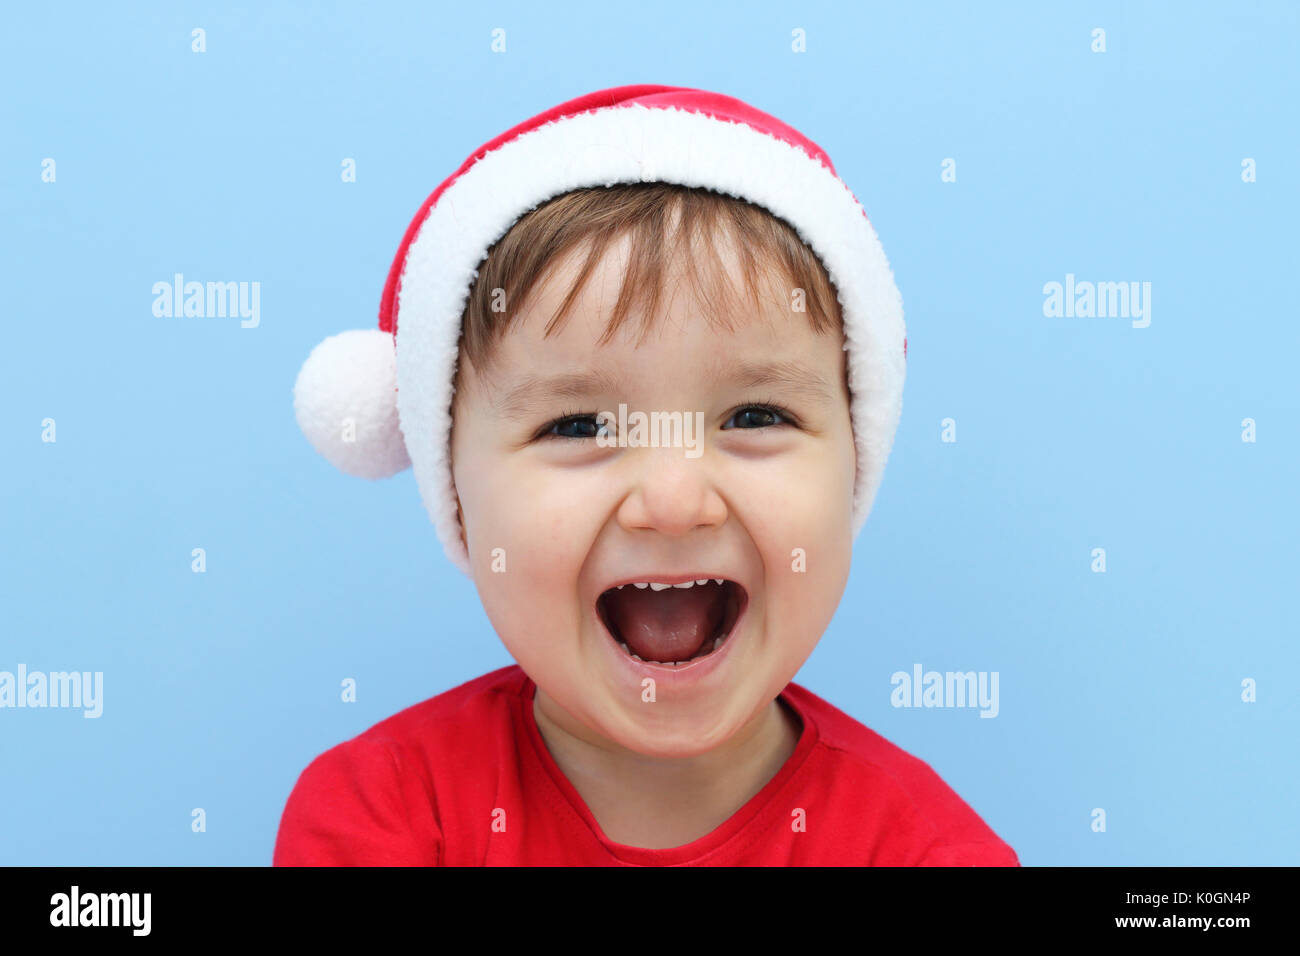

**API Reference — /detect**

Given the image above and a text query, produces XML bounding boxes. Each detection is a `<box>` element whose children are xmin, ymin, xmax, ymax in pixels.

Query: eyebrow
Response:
<box><xmin>721</xmin><ymin>359</ymin><xmax>835</xmax><ymax>406</ymax></box>
<box><xmin>493</xmin><ymin>359</ymin><xmax>834</xmax><ymax>421</ymax></box>
<box><xmin>494</xmin><ymin>369</ymin><xmax>627</xmax><ymax>421</ymax></box>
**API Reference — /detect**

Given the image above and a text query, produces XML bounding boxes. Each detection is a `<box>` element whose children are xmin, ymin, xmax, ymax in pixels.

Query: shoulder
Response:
<box><xmin>272</xmin><ymin>665</ymin><xmax>526</xmax><ymax>866</ymax></box>
<box><xmin>349</xmin><ymin>664</ymin><xmax>526</xmax><ymax>753</ymax></box>
<box><xmin>783</xmin><ymin>680</ymin><xmax>1021</xmax><ymax>866</ymax></box>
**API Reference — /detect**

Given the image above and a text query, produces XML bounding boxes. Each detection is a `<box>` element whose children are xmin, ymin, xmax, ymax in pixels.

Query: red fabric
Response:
<box><xmin>273</xmin><ymin>666</ymin><xmax>1019</xmax><ymax>866</ymax></box>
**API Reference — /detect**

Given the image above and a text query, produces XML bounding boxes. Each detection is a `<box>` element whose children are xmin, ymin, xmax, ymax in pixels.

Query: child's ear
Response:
<box><xmin>456</xmin><ymin>498</ymin><xmax>467</xmax><ymax>552</ymax></box>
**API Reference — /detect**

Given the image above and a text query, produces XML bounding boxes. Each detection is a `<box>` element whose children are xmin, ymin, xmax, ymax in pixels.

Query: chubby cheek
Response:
<box><xmin>457</xmin><ymin>454</ymin><xmax>606</xmax><ymax>661</ymax></box>
<box><xmin>729</xmin><ymin>443</ymin><xmax>854</xmax><ymax>670</ymax></box>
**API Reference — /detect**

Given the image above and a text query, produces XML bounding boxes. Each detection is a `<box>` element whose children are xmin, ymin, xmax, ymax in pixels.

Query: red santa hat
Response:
<box><xmin>293</xmin><ymin>84</ymin><xmax>907</xmax><ymax>577</ymax></box>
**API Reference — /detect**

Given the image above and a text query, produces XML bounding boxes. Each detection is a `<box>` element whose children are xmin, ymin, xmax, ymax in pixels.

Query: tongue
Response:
<box><xmin>603</xmin><ymin>586</ymin><xmax>725</xmax><ymax>663</ymax></box>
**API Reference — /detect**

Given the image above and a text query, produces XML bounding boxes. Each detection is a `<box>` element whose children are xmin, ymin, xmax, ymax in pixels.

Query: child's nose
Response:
<box><xmin>614</xmin><ymin>448</ymin><xmax>728</xmax><ymax>538</ymax></box>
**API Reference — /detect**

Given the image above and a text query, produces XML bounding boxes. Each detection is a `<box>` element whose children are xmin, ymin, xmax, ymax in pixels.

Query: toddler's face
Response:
<box><xmin>450</xmin><ymin>231</ymin><xmax>856</xmax><ymax>758</ymax></box>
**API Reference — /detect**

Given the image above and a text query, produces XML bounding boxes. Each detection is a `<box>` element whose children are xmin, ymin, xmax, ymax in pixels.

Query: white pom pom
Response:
<box><xmin>293</xmin><ymin>328</ymin><xmax>411</xmax><ymax>479</ymax></box>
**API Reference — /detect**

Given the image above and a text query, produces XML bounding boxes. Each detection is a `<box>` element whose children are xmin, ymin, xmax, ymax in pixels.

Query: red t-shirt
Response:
<box><xmin>273</xmin><ymin>665</ymin><xmax>1020</xmax><ymax>866</ymax></box>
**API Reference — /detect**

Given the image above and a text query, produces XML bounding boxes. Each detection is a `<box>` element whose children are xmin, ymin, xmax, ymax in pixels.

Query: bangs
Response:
<box><xmin>456</xmin><ymin>182</ymin><xmax>843</xmax><ymax>384</ymax></box>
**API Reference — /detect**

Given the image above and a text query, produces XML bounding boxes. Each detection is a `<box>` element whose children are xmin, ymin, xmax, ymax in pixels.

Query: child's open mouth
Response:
<box><xmin>596</xmin><ymin>578</ymin><xmax>746</xmax><ymax>667</ymax></box>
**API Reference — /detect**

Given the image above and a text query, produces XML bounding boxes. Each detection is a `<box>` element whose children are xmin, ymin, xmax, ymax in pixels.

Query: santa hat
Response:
<box><xmin>293</xmin><ymin>84</ymin><xmax>907</xmax><ymax>578</ymax></box>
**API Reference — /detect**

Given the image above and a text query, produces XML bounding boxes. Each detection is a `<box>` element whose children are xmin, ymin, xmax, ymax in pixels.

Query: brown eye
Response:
<box><xmin>538</xmin><ymin>412</ymin><xmax>612</xmax><ymax>441</ymax></box>
<box><xmin>722</xmin><ymin>404</ymin><xmax>791</xmax><ymax>430</ymax></box>
<box><xmin>548</xmin><ymin>415</ymin><xmax>602</xmax><ymax>439</ymax></box>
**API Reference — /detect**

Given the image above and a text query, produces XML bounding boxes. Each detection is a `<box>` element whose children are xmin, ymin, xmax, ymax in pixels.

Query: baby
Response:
<box><xmin>280</xmin><ymin>85</ymin><xmax>1019</xmax><ymax>865</ymax></box>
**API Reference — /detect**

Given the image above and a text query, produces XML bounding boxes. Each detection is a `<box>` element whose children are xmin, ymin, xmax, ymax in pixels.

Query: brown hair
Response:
<box><xmin>454</xmin><ymin>182</ymin><xmax>843</xmax><ymax>388</ymax></box>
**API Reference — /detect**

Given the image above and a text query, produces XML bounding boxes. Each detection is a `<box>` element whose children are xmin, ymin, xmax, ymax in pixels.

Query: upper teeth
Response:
<box><xmin>617</xmin><ymin>578</ymin><xmax>725</xmax><ymax>590</ymax></box>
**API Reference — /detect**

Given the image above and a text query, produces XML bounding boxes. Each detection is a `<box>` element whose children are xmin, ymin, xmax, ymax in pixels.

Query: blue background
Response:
<box><xmin>2</xmin><ymin>0</ymin><xmax>1296</xmax><ymax>865</ymax></box>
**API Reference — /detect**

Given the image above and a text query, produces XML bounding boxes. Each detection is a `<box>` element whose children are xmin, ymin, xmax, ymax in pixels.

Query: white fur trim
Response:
<box><xmin>294</xmin><ymin>328</ymin><xmax>410</xmax><ymax>480</ymax></box>
<box><xmin>396</xmin><ymin>103</ymin><xmax>906</xmax><ymax>577</ymax></box>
